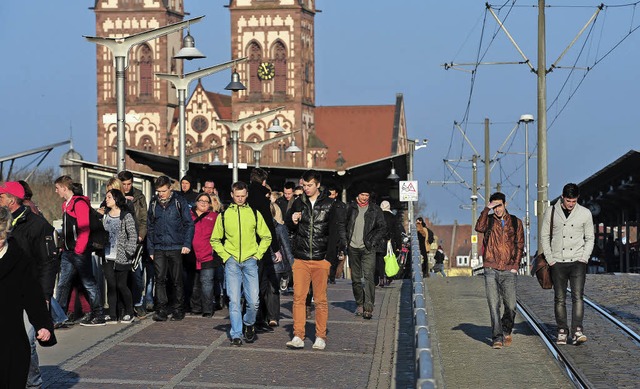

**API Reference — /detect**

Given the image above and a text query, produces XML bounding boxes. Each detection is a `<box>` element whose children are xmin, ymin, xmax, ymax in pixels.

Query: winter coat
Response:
<box><xmin>383</xmin><ymin>210</ymin><xmax>403</xmax><ymax>253</ymax></box>
<box><xmin>11</xmin><ymin>206</ymin><xmax>59</xmax><ymax>301</ymax></box>
<box><xmin>191</xmin><ymin>209</ymin><xmax>219</xmax><ymax>270</ymax></box>
<box><xmin>326</xmin><ymin>199</ymin><xmax>347</xmax><ymax>263</ymax></box>
<box><xmin>210</xmin><ymin>203</ymin><xmax>272</xmax><ymax>263</ymax></box>
<box><xmin>286</xmin><ymin>191</ymin><xmax>343</xmax><ymax>260</ymax></box>
<box><xmin>0</xmin><ymin>239</ymin><xmax>56</xmax><ymax>388</ymax></box>
<box><xmin>103</xmin><ymin>211</ymin><xmax>138</xmax><ymax>267</ymax></box>
<box><xmin>540</xmin><ymin>203</ymin><xmax>594</xmax><ymax>266</ymax></box>
<box><xmin>475</xmin><ymin>208</ymin><xmax>525</xmax><ymax>271</ymax></box>
<box><xmin>127</xmin><ymin>187</ymin><xmax>148</xmax><ymax>239</ymax></box>
<box><xmin>273</xmin><ymin>221</ymin><xmax>294</xmax><ymax>274</ymax></box>
<box><xmin>247</xmin><ymin>182</ymin><xmax>280</xmax><ymax>253</ymax></box>
<box><xmin>62</xmin><ymin>195</ymin><xmax>91</xmax><ymax>255</ymax></box>
<box><xmin>147</xmin><ymin>193</ymin><xmax>195</xmax><ymax>255</ymax></box>
<box><xmin>346</xmin><ymin>201</ymin><xmax>387</xmax><ymax>252</ymax></box>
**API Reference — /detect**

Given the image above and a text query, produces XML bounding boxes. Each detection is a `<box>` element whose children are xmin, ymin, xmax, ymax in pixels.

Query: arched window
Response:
<box><xmin>138</xmin><ymin>136</ymin><xmax>154</xmax><ymax>152</ymax></box>
<box><xmin>273</xmin><ymin>41</ymin><xmax>287</xmax><ymax>94</ymax></box>
<box><xmin>138</xmin><ymin>44</ymin><xmax>153</xmax><ymax>97</ymax></box>
<box><xmin>247</xmin><ymin>42</ymin><xmax>262</xmax><ymax>94</ymax></box>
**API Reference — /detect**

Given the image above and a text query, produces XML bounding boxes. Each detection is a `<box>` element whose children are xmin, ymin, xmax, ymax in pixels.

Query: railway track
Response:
<box><xmin>517</xmin><ymin>286</ymin><xmax>640</xmax><ymax>388</ymax></box>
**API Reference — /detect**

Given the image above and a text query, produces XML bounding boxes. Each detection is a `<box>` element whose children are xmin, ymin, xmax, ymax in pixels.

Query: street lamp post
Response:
<box><xmin>519</xmin><ymin>114</ymin><xmax>534</xmax><ymax>275</ymax></box>
<box><xmin>155</xmin><ymin>58</ymin><xmax>248</xmax><ymax>179</ymax></box>
<box><xmin>407</xmin><ymin>139</ymin><xmax>429</xmax><ymax>233</ymax></box>
<box><xmin>85</xmin><ymin>16</ymin><xmax>205</xmax><ymax>172</ymax></box>
<box><xmin>240</xmin><ymin>130</ymin><xmax>301</xmax><ymax>168</ymax></box>
<box><xmin>217</xmin><ymin>107</ymin><xmax>284</xmax><ymax>183</ymax></box>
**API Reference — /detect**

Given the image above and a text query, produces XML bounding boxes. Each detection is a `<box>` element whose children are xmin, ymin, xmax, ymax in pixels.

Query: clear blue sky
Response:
<box><xmin>1</xmin><ymin>1</ymin><xmax>638</xmax><ymax>244</ymax></box>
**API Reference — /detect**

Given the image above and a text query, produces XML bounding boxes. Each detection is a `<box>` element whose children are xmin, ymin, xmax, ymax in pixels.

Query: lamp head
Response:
<box><xmin>267</xmin><ymin>118</ymin><xmax>285</xmax><ymax>133</ymax></box>
<box><xmin>225</xmin><ymin>70</ymin><xmax>246</xmax><ymax>91</ymax></box>
<box><xmin>174</xmin><ymin>33</ymin><xmax>206</xmax><ymax>60</ymax></box>
<box><xmin>519</xmin><ymin>114</ymin><xmax>534</xmax><ymax>123</ymax></box>
<box><xmin>285</xmin><ymin>139</ymin><xmax>301</xmax><ymax>153</ymax></box>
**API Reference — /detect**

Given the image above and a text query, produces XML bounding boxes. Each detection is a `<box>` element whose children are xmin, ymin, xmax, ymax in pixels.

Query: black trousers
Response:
<box><xmin>153</xmin><ymin>250</ymin><xmax>184</xmax><ymax>314</ymax></box>
<box><xmin>257</xmin><ymin>257</ymin><xmax>280</xmax><ymax>323</ymax></box>
<box><xmin>103</xmin><ymin>260</ymin><xmax>133</xmax><ymax>318</ymax></box>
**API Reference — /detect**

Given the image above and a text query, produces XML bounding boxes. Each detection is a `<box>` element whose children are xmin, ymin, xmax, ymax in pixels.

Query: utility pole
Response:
<box><xmin>536</xmin><ymin>0</ymin><xmax>548</xmax><ymax>252</ymax></box>
<box><xmin>484</xmin><ymin>118</ymin><xmax>491</xmax><ymax>202</ymax></box>
<box><xmin>471</xmin><ymin>154</ymin><xmax>479</xmax><ymax>266</ymax></box>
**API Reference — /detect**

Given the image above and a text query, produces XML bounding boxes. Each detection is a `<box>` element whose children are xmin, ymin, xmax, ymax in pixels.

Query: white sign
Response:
<box><xmin>228</xmin><ymin>163</ymin><xmax>248</xmax><ymax>169</ymax></box>
<box><xmin>399</xmin><ymin>180</ymin><xmax>419</xmax><ymax>202</ymax></box>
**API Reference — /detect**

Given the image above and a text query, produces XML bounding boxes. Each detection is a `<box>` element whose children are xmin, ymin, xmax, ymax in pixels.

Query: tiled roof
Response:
<box><xmin>204</xmin><ymin>91</ymin><xmax>232</xmax><ymax>120</ymax></box>
<box><xmin>315</xmin><ymin>105</ymin><xmax>396</xmax><ymax>169</ymax></box>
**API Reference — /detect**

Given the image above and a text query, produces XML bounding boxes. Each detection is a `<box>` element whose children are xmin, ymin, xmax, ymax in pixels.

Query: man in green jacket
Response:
<box><xmin>211</xmin><ymin>181</ymin><xmax>272</xmax><ymax>346</ymax></box>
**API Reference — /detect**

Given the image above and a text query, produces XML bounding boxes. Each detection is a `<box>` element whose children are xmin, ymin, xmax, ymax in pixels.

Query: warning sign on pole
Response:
<box><xmin>399</xmin><ymin>181</ymin><xmax>419</xmax><ymax>202</ymax></box>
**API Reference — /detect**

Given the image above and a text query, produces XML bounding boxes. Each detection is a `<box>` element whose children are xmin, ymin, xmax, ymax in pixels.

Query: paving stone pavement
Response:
<box><xmin>39</xmin><ymin>278</ymin><xmax>406</xmax><ymax>389</ymax></box>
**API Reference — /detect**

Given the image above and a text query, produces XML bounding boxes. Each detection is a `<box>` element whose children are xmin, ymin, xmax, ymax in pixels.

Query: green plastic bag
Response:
<box><xmin>384</xmin><ymin>240</ymin><xmax>400</xmax><ymax>277</ymax></box>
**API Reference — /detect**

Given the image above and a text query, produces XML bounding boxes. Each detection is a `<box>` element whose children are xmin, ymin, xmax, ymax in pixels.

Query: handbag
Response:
<box><xmin>533</xmin><ymin>205</ymin><xmax>554</xmax><ymax>289</ymax></box>
<box><xmin>384</xmin><ymin>240</ymin><xmax>400</xmax><ymax>277</ymax></box>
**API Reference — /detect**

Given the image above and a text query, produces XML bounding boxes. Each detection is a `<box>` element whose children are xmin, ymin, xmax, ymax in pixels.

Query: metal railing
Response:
<box><xmin>411</xmin><ymin>227</ymin><xmax>436</xmax><ymax>388</ymax></box>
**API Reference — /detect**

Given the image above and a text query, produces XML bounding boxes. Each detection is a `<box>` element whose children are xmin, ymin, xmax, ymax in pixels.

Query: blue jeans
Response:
<box><xmin>190</xmin><ymin>267</ymin><xmax>215</xmax><ymax>314</ymax></box>
<box><xmin>225</xmin><ymin>257</ymin><xmax>259</xmax><ymax>339</ymax></box>
<box><xmin>349</xmin><ymin>246</ymin><xmax>377</xmax><ymax>311</ymax></box>
<box><xmin>24</xmin><ymin>310</ymin><xmax>42</xmax><ymax>388</ymax></box>
<box><xmin>551</xmin><ymin>261</ymin><xmax>586</xmax><ymax>333</ymax></box>
<box><xmin>484</xmin><ymin>268</ymin><xmax>517</xmax><ymax>342</ymax></box>
<box><xmin>56</xmin><ymin>251</ymin><xmax>103</xmax><ymax>316</ymax></box>
<box><xmin>50</xmin><ymin>297</ymin><xmax>68</xmax><ymax>325</ymax></box>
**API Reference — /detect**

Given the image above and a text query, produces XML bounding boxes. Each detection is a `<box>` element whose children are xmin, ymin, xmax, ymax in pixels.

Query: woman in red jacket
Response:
<box><xmin>188</xmin><ymin>193</ymin><xmax>221</xmax><ymax>317</ymax></box>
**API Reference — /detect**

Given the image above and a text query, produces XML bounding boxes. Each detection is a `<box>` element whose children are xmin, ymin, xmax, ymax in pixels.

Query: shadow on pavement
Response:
<box><xmin>41</xmin><ymin>365</ymin><xmax>80</xmax><ymax>388</ymax></box>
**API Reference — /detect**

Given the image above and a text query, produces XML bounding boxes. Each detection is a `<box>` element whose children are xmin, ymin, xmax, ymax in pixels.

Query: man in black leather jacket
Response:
<box><xmin>285</xmin><ymin>170</ymin><xmax>345</xmax><ymax>350</ymax></box>
<box><xmin>345</xmin><ymin>183</ymin><xmax>387</xmax><ymax>319</ymax></box>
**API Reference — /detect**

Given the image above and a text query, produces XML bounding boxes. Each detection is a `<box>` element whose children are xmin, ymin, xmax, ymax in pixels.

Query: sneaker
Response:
<box><xmin>492</xmin><ymin>340</ymin><xmax>503</xmax><ymax>349</ymax></box>
<box><xmin>244</xmin><ymin>325</ymin><xmax>256</xmax><ymax>343</ymax></box>
<box><xmin>202</xmin><ymin>312</ymin><xmax>213</xmax><ymax>318</ymax></box>
<box><xmin>152</xmin><ymin>311</ymin><xmax>168</xmax><ymax>322</ymax></box>
<box><xmin>170</xmin><ymin>311</ymin><xmax>185</xmax><ymax>321</ymax></box>
<box><xmin>504</xmin><ymin>334</ymin><xmax>513</xmax><ymax>346</ymax></box>
<box><xmin>312</xmin><ymin>337</ymin><xmax>326</xmax><ymax>350</ymax></box>
<box><xmin>79</xmin><ymin>314</ymin><xmax>106</xmax><ymax>327</ymax></box>
<box><xmin>280</xmin><ymin>276</ymin><xmax>289</xmax><ymax>292</ymax></box>
<box><xmin>103</xmin><ymin>315</ymin><xmax>118</xmax><ymax>325</ymax></box>
<box><xmin>286</xmin><ymin>336</ymin><xmax>305</xmax><ymax>349</ymax></box>
<box><xmin>231</xmin><ymin>338</ymin><xmax>243</xmax><ymax>347</ymax></box>
<box><xmin>557</xmin><ymin>329</ymin><xmax>568</xmax><ymax>345</ymax></box>
<box><xmin>134</xmin><ymin>306</ymin><xmax>147</xmax><ymax>319</ymax></box>
<box><xmin>572</xmin><ymin>330</ymin><xmax>587</xmax><ymax>345</ymax></box>
<box><xmin>268</xmin><ymin>320</ymin><xmax>278</xmax><ymax>327</ymax></box>
<box><xmin>355</xmin><ymin>306</ymin><xmax>363</xmax><ymax>317</ymax></box>
<box><xmin>145</xmin><ymin>303</ymin><xmax>155</xmax><ymax>313</ymax></box>
<box><xmin>120</xmin><ymin>314</ymin><xmax>134</xmax><ymax>324</ymax></box>
<box><xmin>363</xmin><ymin>310</ymin><xmax>373</xmax><ymax>320</ymax></box>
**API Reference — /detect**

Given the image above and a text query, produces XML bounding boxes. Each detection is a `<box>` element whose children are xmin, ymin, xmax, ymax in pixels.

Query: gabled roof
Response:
<box><xmin>315</xmin><ymin>104</ymin><xmax>396</xmax><ymax>169</ymax></box>
<box><xmin>204</xmin><ymin>90</ymin><xmax>232</xmax><ymax>120</ymax></box>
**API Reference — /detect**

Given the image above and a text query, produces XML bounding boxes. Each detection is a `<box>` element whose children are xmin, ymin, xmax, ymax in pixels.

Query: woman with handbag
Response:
<box><xmin>102</xmin><ymin>189</ymin><xmax>138</xmax><ymax>324</ymax></box>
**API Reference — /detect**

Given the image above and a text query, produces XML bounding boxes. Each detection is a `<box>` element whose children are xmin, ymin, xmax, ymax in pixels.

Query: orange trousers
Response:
<box><xmin>292</xmin><ymin>259</ymin><xmax>331</xmax><ymax>340</ymax></box>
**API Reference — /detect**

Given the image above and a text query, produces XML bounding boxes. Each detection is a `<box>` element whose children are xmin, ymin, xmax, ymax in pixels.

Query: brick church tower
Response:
<box><xmin>228</xmin><ymin>0</ymin><xmax>324</xmax><ymax>168</ymax></box>
<box><xmin>92</xmin><ymin>0</ymin><xmax>185</xmax><ymax>171</ymax></box>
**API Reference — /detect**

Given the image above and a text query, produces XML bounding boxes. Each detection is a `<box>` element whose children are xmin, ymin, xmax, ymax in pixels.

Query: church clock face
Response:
<box><xmin>257</xmin><ymin>62</ymin><xmax>275</xmax><ymax>80</ymax></box>
<box><xmin>191</xmin><ymin>115</ymin><xmax>208</xmax><ymax>133</ymax></box>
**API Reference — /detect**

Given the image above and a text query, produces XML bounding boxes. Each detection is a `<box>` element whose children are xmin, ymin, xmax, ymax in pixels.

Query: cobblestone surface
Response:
<box><xmin>40</xmin><ymin>278</ymin><xmax>404</xmax><ymax>388</ymax></box>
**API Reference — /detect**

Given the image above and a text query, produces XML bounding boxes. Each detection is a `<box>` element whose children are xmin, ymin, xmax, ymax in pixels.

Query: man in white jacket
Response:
<box><xmin>540</xmin><ymin>183</ymin><xmax>594</xmax><ymax>346</ymax></box>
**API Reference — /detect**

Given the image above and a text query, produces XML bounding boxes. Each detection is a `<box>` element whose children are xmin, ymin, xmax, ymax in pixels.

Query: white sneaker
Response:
<box><xmin>312</xmin><ymin>337</ymin><xmax>326</xmax><ymax>350</ymax></box>
<box><xmin>286</xmin><ymin>336</ymin><xmax>304</xmax><ymax>349</ymax></box>
<box><xmin>120</xmin><ymin>314</ymin><xmax>134</xmax><ymax>324</ymax></box>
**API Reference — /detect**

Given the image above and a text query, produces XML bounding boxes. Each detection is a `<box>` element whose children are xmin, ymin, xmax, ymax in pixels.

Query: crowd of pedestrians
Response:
<box><xmin>1</xmin><ymin>167</ymin><xmax>413</xmax><ymax>385</ymax></box>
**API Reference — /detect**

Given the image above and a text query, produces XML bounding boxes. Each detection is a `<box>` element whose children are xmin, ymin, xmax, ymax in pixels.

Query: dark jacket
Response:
<box><xmin>126</xmin><ymin>187</ymin><xmax>148</xmax><ymax>239</ymax></box>
<box><xmin>0</xmin><ymin>239</ymin><xmax>56</xmax><ymax>388</ymax></box>
<box><xmin>11</xmin><ymin>206</ymin><xmax>59</xmax><ymax>301</ymax></box>
<box><xmin>326</xmin><ymin>198</ymin><xmax>347</xmax><ymax>263</ymax></box>
<box><xmin>286</xmin><ymin>191</ymin><xmax>344</xmax><ymax>260</ymax></box>
<box><xmin>275</xmin><ymin>196</ymin><xmax>289</xmax><ymax>218</ymax></box>
<box><xmin>147</xmin><ymin>192</ymin><xmax>195</xmax><ymax>255</ymax></box>
<box><xmin>346</xmin><ymin>201</ymin><xmax>387</xmax><ymax>252</ymax></box>
<box><xmin>247</xmin><ymin>182</ymin><xmax>279</xmax><ymax>254</ymax></box>
<box><xmin>383</xmin><ymin>210</ymin><xmax>403</xmax><ymax>253</ymax></box>
<box><xmin>475</xmin><ymin>207</ymin><xmax>525</xmax><ymax>271</ymax></box>
<box><xmin>273</xmin><ymin>221</ymin><xmax>294</xmax><ymax>274</ymax></box>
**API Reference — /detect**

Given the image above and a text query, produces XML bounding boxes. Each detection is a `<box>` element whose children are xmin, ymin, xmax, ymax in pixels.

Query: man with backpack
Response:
<box><xmin>147</xmin><ymin>175</ymin><xmax>194</xmax><ymax>322</ymax></box>
<box><xmin>54</xmin><ymin>175</ymin><xmax>106</xmax><ymax>326</ymax></box>
<box><xmin>475</xmin><ymin>192</ymin><xmax>524</xmax><ymax>349</ymax></box>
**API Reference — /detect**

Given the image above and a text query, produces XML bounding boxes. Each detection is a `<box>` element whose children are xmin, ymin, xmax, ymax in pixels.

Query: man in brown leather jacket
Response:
<box><xmin>475</xmin><ymin>192</ymin><xmax>524</xmax><ymax>349</ymax></box>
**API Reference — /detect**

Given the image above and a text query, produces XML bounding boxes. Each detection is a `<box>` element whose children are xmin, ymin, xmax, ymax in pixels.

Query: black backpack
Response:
<box><xmin>73</xmin><ymin>198</ymin><xmax>109</xmax><ymax>251</ymax></box>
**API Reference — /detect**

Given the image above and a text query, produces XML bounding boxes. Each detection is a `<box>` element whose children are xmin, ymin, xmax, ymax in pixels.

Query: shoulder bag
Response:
<box><xmin>532</xmin><ymin>205</ymin><xmax>554</xmax><ymax>289</ymax></box>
